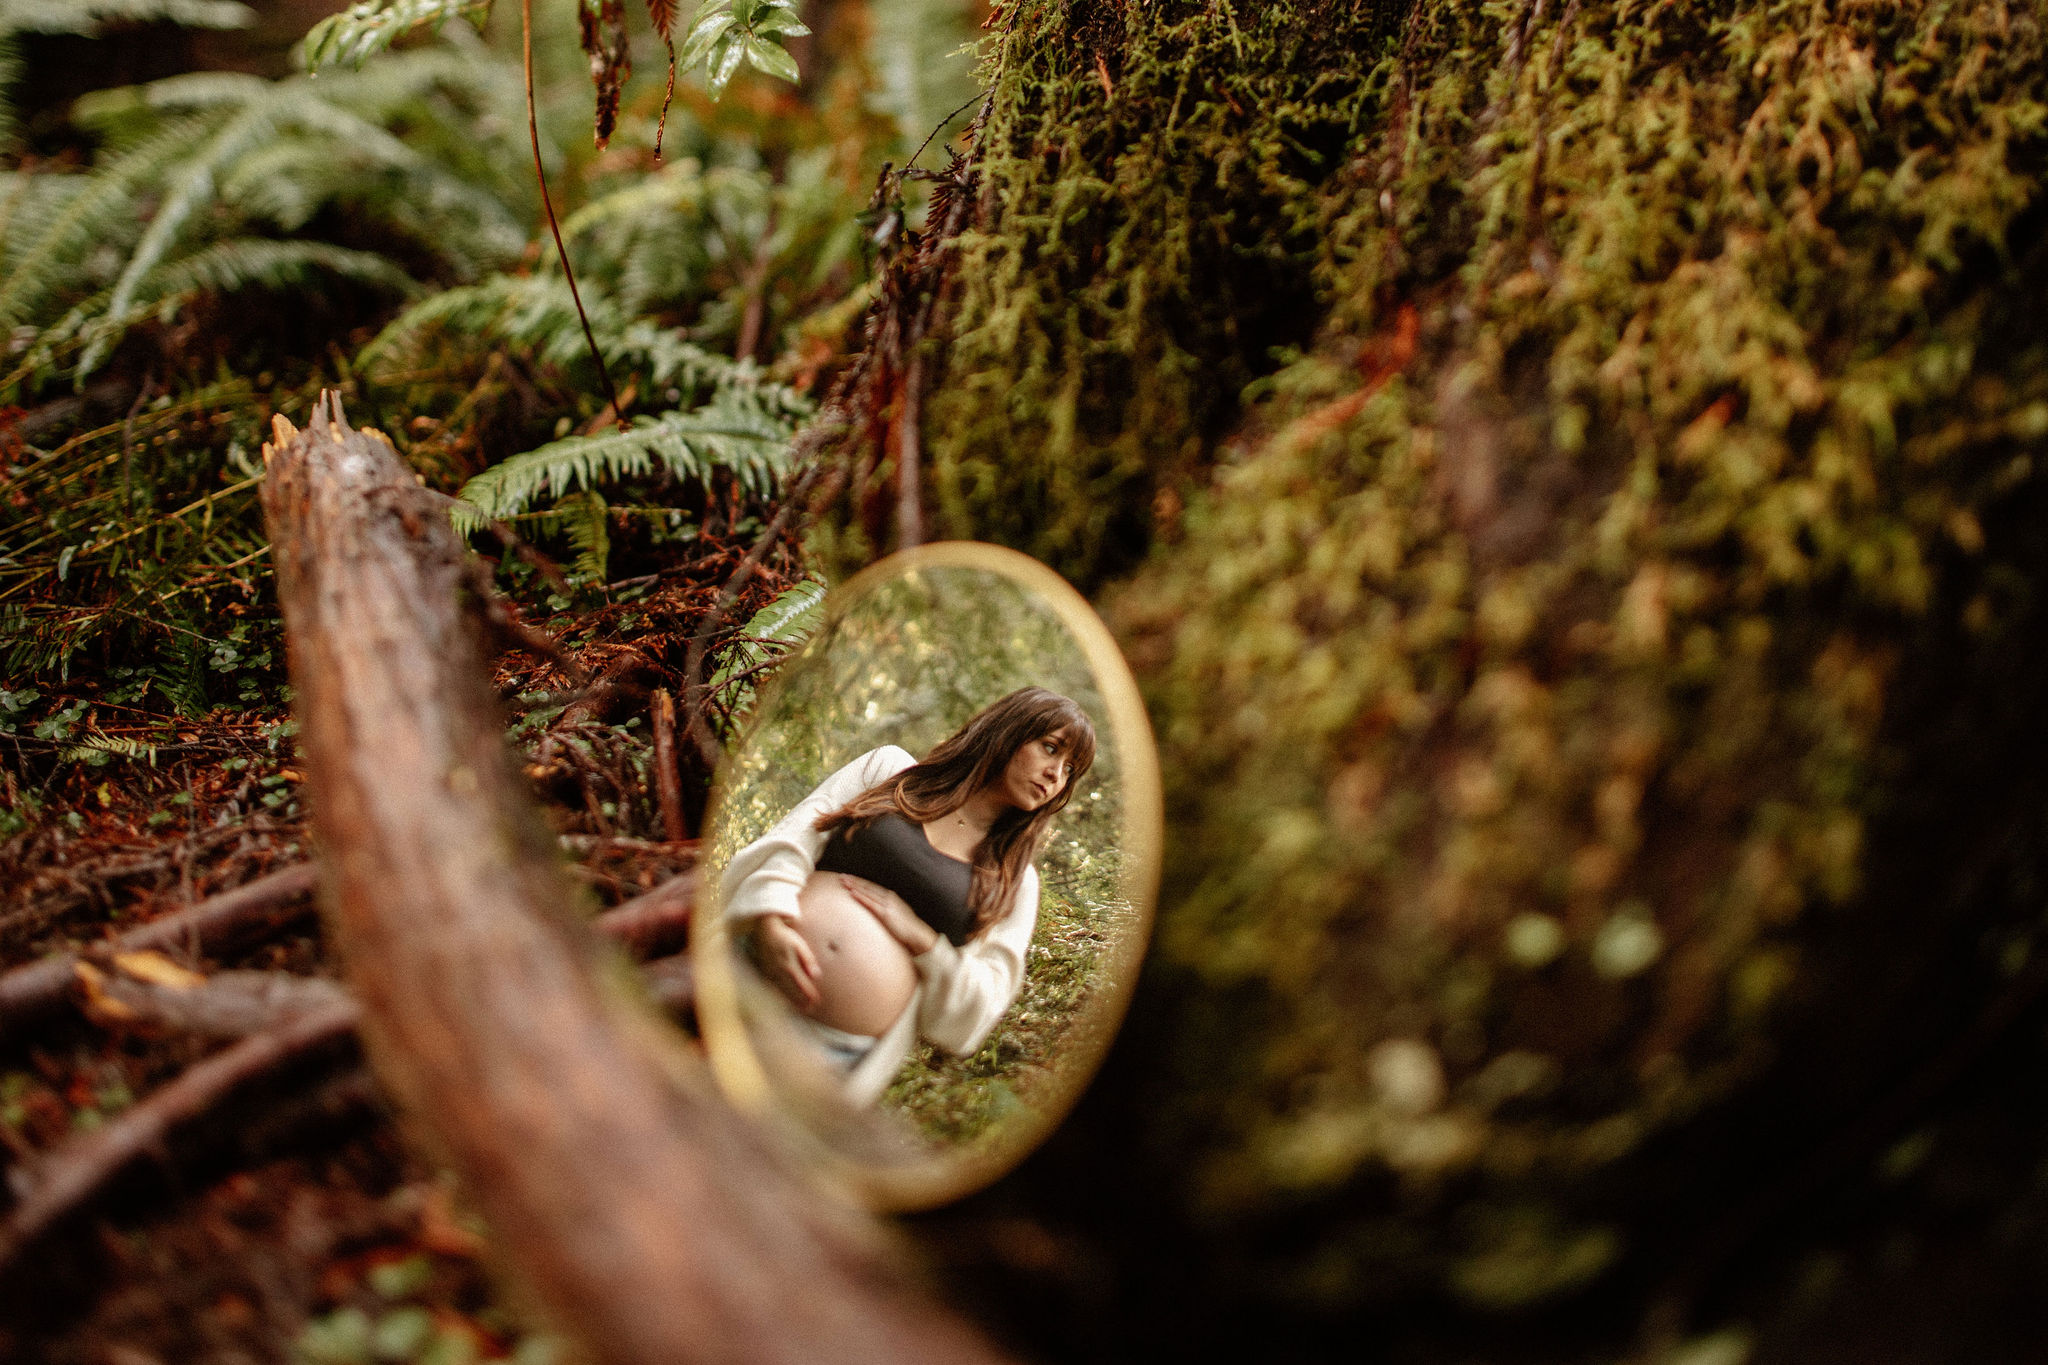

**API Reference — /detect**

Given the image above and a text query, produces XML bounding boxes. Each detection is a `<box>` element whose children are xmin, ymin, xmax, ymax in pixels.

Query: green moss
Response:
<box><xmin>899</xmin><ymin>0</ymin><xmax>2048</xmax><ymax>1325</ymax></box>
<box><xmin>905</xmin><ymin>0</ymin><xmax>1413</xmax><ymax>583</ymax></box>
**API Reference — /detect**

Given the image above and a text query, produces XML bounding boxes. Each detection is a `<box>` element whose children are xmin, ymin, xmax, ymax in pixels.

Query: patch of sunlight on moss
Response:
<box><xmin>1504</xmin><ymin>912</ymin><xmax>1566</xmax><ymax>968</ymax></box>
<box><xmin>1663</xmin><ymin>1329</ymin><xmax>1755</xmax><ymax>1365</ymax></box>
<box><xmin>1450</xmin><ymin>1217</ymin><xmax>1622</xmax><ymax>1310</ymax></box>
<box><xmin>1591</xmin><ymin>910</ymin><xmax>1664</xmax><ymax>979</ymax></box>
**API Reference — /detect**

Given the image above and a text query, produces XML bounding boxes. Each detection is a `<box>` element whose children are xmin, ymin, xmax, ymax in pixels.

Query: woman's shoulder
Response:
<box><xmin>857</xmin><ymin>744</ymin><xmax>918</xmax><ymax>779</ymax></box>
<box><xmin>814</xmin><ymin>744</ymin><xmax>917</xmax><ymax>793</ymax></box>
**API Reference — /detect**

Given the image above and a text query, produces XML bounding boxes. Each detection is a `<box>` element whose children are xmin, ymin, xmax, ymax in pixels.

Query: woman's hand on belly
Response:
<box><xmin>751</xmin><ymin>914</ymin><xmax>821</xmax><ymax>1012</ymax></box>
<box><xmin>839</xmin><ymin>876</ymin><xmax>941</xmax><ymax>956</ymax></box>
<box><xmin>791</xmin><ymin>872</ymin><xmax>919</xmax><ymax>1036</ymax></box>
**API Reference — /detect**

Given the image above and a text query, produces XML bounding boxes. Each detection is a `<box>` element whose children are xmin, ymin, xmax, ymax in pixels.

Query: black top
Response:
<box><xmin>815</xmin><ymin>812</ymin><xmax>976</xmax><ymax>946</ymax></box>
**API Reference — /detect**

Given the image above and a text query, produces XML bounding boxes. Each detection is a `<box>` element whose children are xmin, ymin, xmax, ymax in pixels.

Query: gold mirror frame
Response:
<box><xmin>692</xmin><ymin>541</ymin><xmax>1162</xmax><ymax>1211</ymax></box>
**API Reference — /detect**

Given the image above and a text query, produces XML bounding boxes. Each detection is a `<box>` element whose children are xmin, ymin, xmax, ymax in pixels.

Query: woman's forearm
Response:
<box><xmin>912</xmin><ymin>872</ymin><xmax>1038</xmax><ymax>1054</ymax></box>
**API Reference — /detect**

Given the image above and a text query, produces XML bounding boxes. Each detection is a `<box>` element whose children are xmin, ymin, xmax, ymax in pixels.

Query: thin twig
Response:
<box><xmin>905</xmin><ymin>89</ymin><xmax>989</xmax><ymax>173</ymax></box>
<box><xmin>75</xmin><ymin>963</ymin><xmax>355</xmax><ymax>1040</ymax></box>
<box><xmin>522</xmin><ymin>0</ymin><xmax>627</xmax><ymax>431</ymax></box>
<box><xmin>651</xmin><ymin>689</ymin><xmax>688</xmax><ymax>843</ymax></box>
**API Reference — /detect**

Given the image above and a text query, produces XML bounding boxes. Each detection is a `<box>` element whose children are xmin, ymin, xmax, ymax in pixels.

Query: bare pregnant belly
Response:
<box><xmin>792</xmin><ymin>872</ymin><xmax>917</xmax><ymax>1036</ymax></box>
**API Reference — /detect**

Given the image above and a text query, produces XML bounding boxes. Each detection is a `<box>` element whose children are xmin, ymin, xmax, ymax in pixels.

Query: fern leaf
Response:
<box><xmin>708</xmin><ymin>574</ymin><xmax>826</xmax><ymax>727</ymax></box>
<box><xmin>726</xmin><ymin>575</ymin><xmax>825</xmax><ymax>662</ymax></box>
<box><xmin>78</xmin><ymin>100</ymin><xmax>281</xmax><ymax>374</ymax></box>
<box><xmin>299</xmin><ymin>0</ymin><xmax>491</xmax><ymax>71</ymax></box>
<box><xmin>74</xmin><ymin>69</ymin><xmax>270</xmax><ymax>116</ymax></box>
<box><xmin>555</xmin><ymin>488</ymin><xmax>612</xmax><ymax>583</ymax></box>
<box><xmin>12</xmin><ymin>238</ymin><xmax>417</xmax><ymax>389</ymax></box>
<box><xmin>0</xmin><ymin>33</ymin><xmax>19</xmax><ymax>154</ymax></box>
<box><xmin>79</xmin><ymin>84</ymin><xmax>428</xmax><ymax>377</ymax></box>
<box><xmin>145</xmin><ymin>236</ymin><xmax>422</xmax><ymax>303</ymax></box>
<box><xmin>453</xmin><ymin>390</ymin><xmax>795</xmax><ymax>523</ymax></box>
<box><xmin>59</xmin><ymin>733</ymin><xmax>160</xmax><ymax>766</ymax></box>
<box><xmin>0</xmin><ymin>114</ymin><xmax>211</xmax><ymax>328</ymax></box>
<box><xmin>357</xmin><ymin>274</ymin><xmax>624</xmax><ymax>375</ymax></box>
<box><xmin>0</xmin><ymin>0</ymin><xmax>254</xmax><ymax>36</ymax></box>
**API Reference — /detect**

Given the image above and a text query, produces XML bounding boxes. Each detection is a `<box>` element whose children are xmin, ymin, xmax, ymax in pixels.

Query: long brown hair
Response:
<box><xmin>815</xmin><ymin>687</ymin><xmax>1098</xmax><ymax>937</ymax></box>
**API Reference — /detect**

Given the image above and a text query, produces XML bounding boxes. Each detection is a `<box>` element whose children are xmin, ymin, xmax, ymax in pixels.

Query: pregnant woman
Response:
<box><xmin>721</xmin><ymin>687</ymin><xmax>1097</xmax><ymax>1105</ymax></box>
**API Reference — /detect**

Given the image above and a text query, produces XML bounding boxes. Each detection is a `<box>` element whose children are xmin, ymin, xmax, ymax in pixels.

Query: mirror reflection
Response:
<box><xmin>701</xmin><ymin>547</ymin><xmax>1153</xmax><ymax>1199</ymax></box>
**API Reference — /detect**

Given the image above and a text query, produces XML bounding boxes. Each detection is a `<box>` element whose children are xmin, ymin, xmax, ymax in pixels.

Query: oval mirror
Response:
<box><xmin>694</xmin><ymin>542</ymin><xmax>1161</xmax><ymax>1209</ymax></box>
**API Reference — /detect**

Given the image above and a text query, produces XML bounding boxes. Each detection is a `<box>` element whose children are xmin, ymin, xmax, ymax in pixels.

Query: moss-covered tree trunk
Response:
<box><xmin>827</xmin><ymin>0</ymin><xmax>2048</xmax><ymax>1356</ymax></box>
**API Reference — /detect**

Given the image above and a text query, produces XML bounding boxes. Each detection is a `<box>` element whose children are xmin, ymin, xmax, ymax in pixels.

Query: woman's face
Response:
<box><xmin>995</xmin><ymin>728</ymin><xmax>1075</xmax><ymax>811</ymax></box>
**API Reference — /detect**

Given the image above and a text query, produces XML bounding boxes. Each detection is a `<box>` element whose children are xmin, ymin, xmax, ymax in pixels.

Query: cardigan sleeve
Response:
<box><xmin>910</xmin><ymin>864</ymin><xmax>1039</xmax><ymax>1056</ymax></box>
<box><xmin>720</xmin><ymin>745</ymin><xmax>917</xmax><ymax>925</ymax></box>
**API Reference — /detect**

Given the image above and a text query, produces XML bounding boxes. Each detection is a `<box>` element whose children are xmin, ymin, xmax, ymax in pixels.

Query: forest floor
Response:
<box><xmin>887</xmin><ymin>886</ymin><xmax>1136</xmax><ymax>1150</ymax></box>
<box><xmin>0</xmin><ymin>520</ymin><xmax>787</xmax><ymax>1364</ymax></box>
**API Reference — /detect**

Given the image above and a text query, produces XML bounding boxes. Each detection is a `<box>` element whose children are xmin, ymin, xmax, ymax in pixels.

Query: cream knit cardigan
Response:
<box><xmin>720</xmin><ymin>745</ymin><xmax>1040</xmax><ymax>1105</ymax></box>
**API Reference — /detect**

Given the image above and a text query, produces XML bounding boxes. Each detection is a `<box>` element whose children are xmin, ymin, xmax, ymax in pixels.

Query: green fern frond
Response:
<box><xmin>357</xmin><ymin>274</ymin><xmax>625</xmax><ymax>376</ymax></box>
<box><xmin>76</xmin><ymin>69</ymin><xmax>270</xmax><ymax>115</ymax></box>
<box><xmin>454</xmin><ymin>389</ymin><xmax>796</xmax><ymax>524</ymax></box>
<box><xmin>717</xmin><ymin>574</ymin><xmax>825</xmax><ymax>675</ymax></box>
<box><xmin>611</xmin><ymin>320</ymin><xmax>787</xmax><ymax>400</ymax></box>
<box><xmin>709</xmin><ymin>574</ymin><xmax>825</xmax><ymax>728</ymax></box>
<box><xmin>146</xmin><ymin>237</ymin><xmax>422</xmax><ymax>305</ymax></box>
<box><xmin>0</xmin><ymin>0</ymin><xmax>254</xmax><ymax>36</ymax></box>
<box><xmin>9</xmin><ymin>239</ymin><xmax>417</xmax><ymax>392</ymax></box>
<box><xmin>0</xmin><ymin>602</ymin><xmax>109</xmax><ymax>680</ymax></box>
<box><xmin>0</xmin><ymin>114</ymin><xmax>210</xmax><ymax>329</ymax></box>
<box><xmin>59</xmin><ymin>732</ymin><xmax>160</xmax><ymax>766</ymax></box>
<box><xmin>553</xmin><ymin>488</ymin><xmax>612</xmax><ymax>584</ymax></box>
<box><xmin>216</xmin><ymin>135</ymin><xmax>363</xmax><ymax>231</ymax></box>
<box><xmin>299</xmin><ymin>0</ymin><xmax>491</xmax><ymax>72</ymax></box>
<box><xmin>0</xmin><ymin>171</ymin><xmax>67</xmax><ymax>278</ymax></box>
<box><xmin>77</xmin><ymin>80</ymin><xmax>435</xmax><ymax>375</ymax></box>
<box><xmin>560</xmin><ymin>160</ymin><xmax>711</xmax><ymax>239</ymax></box>
<box><xmin>357</xmin><ymin>272</ymin><xmax>815</xmax><ymax>422</ymax></box>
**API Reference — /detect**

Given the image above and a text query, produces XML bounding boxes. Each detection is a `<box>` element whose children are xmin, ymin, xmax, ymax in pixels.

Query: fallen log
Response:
<box><xmin>0</xmin><ymin>862</ymin><xmax>318</xmax><ymax>1043</ymax></box>
<box><xmin>259</xmin><ymin>394</ymin><xmax>1003</xmax><ymax>1365</ymax></box>
<box><xmin>72</xmin><ymin>961</ymin><xmax>354</xmax><ymax>1039</ymax></box>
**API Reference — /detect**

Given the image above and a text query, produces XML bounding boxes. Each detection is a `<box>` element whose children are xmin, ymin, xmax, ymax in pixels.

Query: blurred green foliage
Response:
<box><xmin>0</xmin><ymin>0</ymin><xmax>947</xmax><ymax>738</ymax></box>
